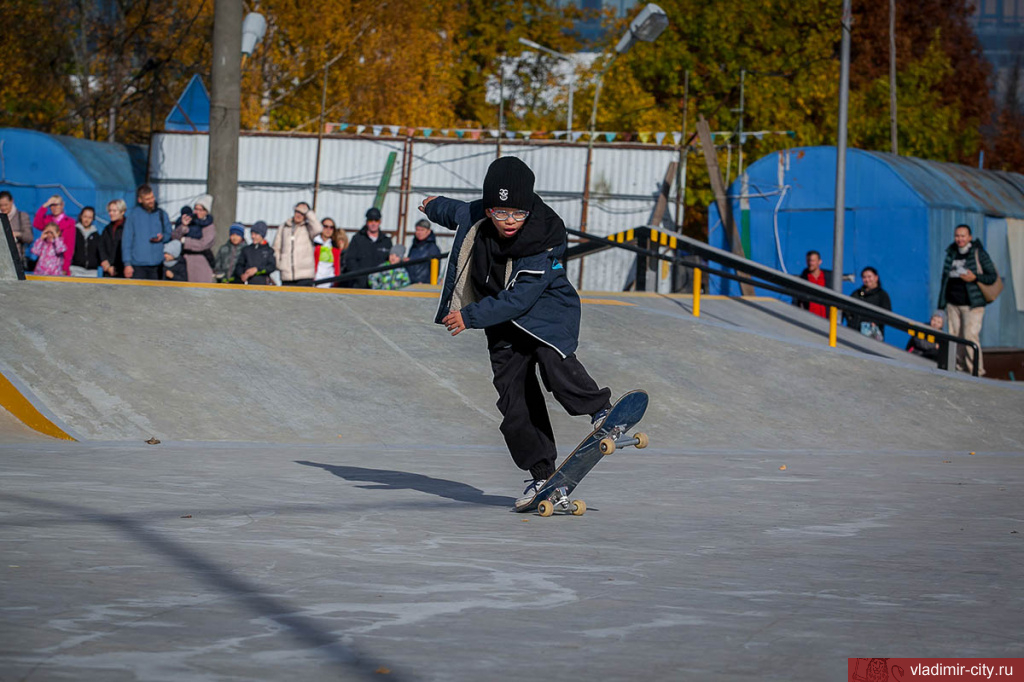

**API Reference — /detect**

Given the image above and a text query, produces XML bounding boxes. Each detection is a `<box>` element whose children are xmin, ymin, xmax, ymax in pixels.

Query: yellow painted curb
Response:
<box><xmin>0</xmin><ymin>371</ymin><xmax>76</xmax><ymax>441</ymax></box>
<box><xmin>25</xmin><ymin>276</ymin><xmax>635</xmax><ymax>306</ymax></box>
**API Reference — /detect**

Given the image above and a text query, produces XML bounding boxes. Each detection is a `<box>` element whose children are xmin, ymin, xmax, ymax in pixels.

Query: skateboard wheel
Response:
<box><xmin>538</xmin><ymin>500</ymin><xmax>554</xmax><ymax>517</ymax></box>
<box><xmin>634</xmin><ymin>432</ymin><xmax>649</xmax><ymax>449</ymax></box>
<box><xmin>571</xmin><ymin>500</ymin><xmax>586</xmax><ymax>516</ymax></box>
<box><xmin>599</xmin><ymin>437</ymin><xmax>616</xmax><ymax>455</ymax></box>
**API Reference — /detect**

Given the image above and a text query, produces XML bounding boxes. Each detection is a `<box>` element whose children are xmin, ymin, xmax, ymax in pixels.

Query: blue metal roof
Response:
<box><xmin>863</xmin><ymin>150</ymin><xmax>1024</xmax><ymax>218</ymax></box>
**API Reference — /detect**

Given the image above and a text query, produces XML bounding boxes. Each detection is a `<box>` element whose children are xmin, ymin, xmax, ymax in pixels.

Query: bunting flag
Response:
<box><xmin>324</xmin><ymin>123</ymin><xmax>334</xmax><ymax>134</ymax></box>
<box><xmin>505</xmin><ymin>131</ymin><xmax>516</xmax><ymax>139</ymax></box>
<box><xmin>655</xmin><ymin>132</ymin><xmax>667</xmax><ymax>145</ymax></box>
<box><xmin>371</xmin><ymin>125</ymin><xmax>383</xmax><ymax>136</ymax></box>
<box><xmin>487</xmin><ymin>129</ymin><xmax>499</xmax><ymax>138</ymax></box>
<box><xmin>604</xmin><ymin>132</ymin><xmax>616</xmax><ymax>142</ymax></box>
<box><xmin>387</xmin><ymin>125</ymin><xmax>401</xmax><ymax>136</ymax></box>
<box><xmin>406</xmin><ymin>127</ymin><xmax>416</xmax><ymax>136</ymax></box>
<box><xmin>553</xmin><ymin>131</ymin><xmax>566</xmax><ymax>139</ymax></box>
<box><xmin>520</xmin><ymin>131</ymin><xmax>532</xmax><ymax>140</ymax></box>
<box><xmin>441</xmin><ymin>129</ymin><xmax>449</xmax><ymax>136</ymax></box>
<box><xmin>338</xmin><ymin>123</ymin><xmax>349</xmax><ymax>132</ymax></box>
<box><xmin>638</xmin><ymin>132</ymin><xmax>652</xmax><ymax>143</ymax></box>
<box><xmin>423</xmin><ymin>128</ymin><xmax>433</xmax><ymax>138</ymax></box>
<box><xmin>571</xmin><ymin>131</ymin><xmax>584</xmax><ymax>143</ymax></box>
<box><xmin>455</xmin><ymin>130</ymin><xmax>465</xmax><ymax>138</ymax></box>
<box><xmin>356</xmin><ymin>125</ymin><xmax>366</xmax><ymax>134</ymax></box>
<box><xmin>672</xmin><ymin>131</ymin><xmax>682</xmax><ymax>145</ymax></box>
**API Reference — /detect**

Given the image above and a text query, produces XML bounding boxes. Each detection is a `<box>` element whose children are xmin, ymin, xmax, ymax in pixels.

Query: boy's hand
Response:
<box><xmin>124</xmin><ymin>265</ymin><xmax>135</xmax><ymax>279</ymax></box>
<box><xmin>242</xmin><ymin>266</ymin><xmax>257</xmax><ymax>282</ymax></box>
<box><xmin>419</xmin><ymin>196</ymin><xmax>437</xmax><ymax>213</ymax></box>
<box><xmin>442</xmin><ymin>311</ymin><xmax>466</xmax><ymax>336</ymax></box>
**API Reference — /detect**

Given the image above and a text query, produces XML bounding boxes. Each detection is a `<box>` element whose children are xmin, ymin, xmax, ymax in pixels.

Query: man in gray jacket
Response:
<box><xmin>0</xmin><ymin>191</ymin><xmax>34</xmax><ymax>268</ymax></box>
<box><xmin>122</xmin><ymin>185</ymin><xmax>173</xmax><ymax>280</ymax></box>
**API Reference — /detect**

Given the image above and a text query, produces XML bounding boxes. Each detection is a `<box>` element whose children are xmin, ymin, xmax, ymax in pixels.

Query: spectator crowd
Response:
<box><xmin>792</xmin><ymin>223</ymin><xmax>1001</xmax><ymax>375</ymax></box>
<box><xmin>1</xmin><ymin>185</ymin><xmax>443</xmax><ymax>292</ymax></box>
<box><xmin>2</xmin><ymin>185</ymin><xmax>1002</xmax><ymax>375</ymax></box>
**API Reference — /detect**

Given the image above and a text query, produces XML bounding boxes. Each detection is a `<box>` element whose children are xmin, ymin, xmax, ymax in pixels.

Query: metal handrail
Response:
<box><xmin>565</xmin><ymin>225</ymin><xmax>980</xmax><ymax>375</ymax></box>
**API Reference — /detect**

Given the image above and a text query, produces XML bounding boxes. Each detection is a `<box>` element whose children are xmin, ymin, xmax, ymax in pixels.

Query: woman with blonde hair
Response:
<box><xmin>99</xmin><ymin>199</ymin><xmax>128</xmax><ymax>277</ymax></box>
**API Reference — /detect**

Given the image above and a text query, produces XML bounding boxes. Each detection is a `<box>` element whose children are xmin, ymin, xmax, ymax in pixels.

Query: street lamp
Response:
<box><xmin>518</xmin><ymin>37</ymin><xmax>575</xmax><ymax>133</ymax></box>
<box><xmin>582</xmin><ymin>3</ymin><xmax>669</xmax><ymax>236</ymax></box>
<box><xmin>241</xmin><ymin>13</ymin><xmax>267</xmax><ymax>60</ymax></box>
<box><xmin>588</xmin><ymin>3</ymin><xmax>669</xmax><ymax>135</ymax></box>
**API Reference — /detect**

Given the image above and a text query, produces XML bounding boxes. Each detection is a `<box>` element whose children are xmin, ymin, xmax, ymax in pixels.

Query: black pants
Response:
<box><xmin>488</xmin><ymin>326</ymin><xmax>611</xmax><ymax>478</ymax></box>
<box><xmin>131</xmin><ymin>265</ymin><xmax>163</xmax><ymax>280</ymax></box>
<box><xmin>283</xmin><ymin>279</ymin><xmax>314</xmax><ymax>287</ymax></box>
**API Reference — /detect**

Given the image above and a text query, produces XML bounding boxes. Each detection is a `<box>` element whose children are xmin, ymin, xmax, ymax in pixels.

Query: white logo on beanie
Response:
<box><xmin>499</xmin><ymin>188</ymin><xmax>509</xmax><ymax>201</ymax></box>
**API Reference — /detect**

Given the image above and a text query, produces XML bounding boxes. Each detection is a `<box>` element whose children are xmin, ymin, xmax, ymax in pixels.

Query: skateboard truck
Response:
<box><xmin>537</xmin><ymin>487</ymin><xmax>586</xmax><ymax>517</ymax></box>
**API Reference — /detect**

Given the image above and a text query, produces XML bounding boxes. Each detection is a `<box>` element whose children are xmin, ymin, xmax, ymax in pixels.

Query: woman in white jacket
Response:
<box><xmin>273</xmin><ymin>201</ymin><xmax>321</xmax><ymax>286</ymax></box>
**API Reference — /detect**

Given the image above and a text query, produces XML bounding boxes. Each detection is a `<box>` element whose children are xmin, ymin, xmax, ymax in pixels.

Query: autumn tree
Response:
<box><xmin>1</xmin><ymin>0</ymin><xmax>213</xmax><ymax>143</ymax></box>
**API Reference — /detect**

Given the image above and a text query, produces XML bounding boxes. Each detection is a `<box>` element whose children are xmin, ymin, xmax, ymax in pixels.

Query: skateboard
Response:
<box><xmin>518</xmin><ymin>390</ymin><xmax>650</xmax><ymax>516</ymax></box>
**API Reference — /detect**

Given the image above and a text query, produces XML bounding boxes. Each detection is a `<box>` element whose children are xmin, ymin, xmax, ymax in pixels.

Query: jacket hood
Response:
<box><xmin>486</xmin><ymin>196</ymin><xmax>565</xmax><ymax>259</ymax></box>
<box><xmin>76</xmin><ymin>222</ymin><xmax>97</xmax><ymax>238</ymax></box>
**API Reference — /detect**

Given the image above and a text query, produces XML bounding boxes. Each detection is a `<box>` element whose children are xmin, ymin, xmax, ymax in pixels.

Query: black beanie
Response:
<box><xmin>482</xmin><ymin>157</ymin><xmax>535</xmax><ymax>211</ymax></box>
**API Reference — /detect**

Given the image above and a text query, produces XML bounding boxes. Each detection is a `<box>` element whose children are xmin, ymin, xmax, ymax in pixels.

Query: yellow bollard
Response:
<box><xmin>693</xmin><ymin>268</ymin><xmax>702</xmax><ymax>318</ymax></box>
<box><xmin>829</xmin><ymin>306</ymin><xmax>838</xmax><ymax>347</ymax></box>
<box><xmin>430</xmin><ymin>258</ymin><xmax>439</xmax><ymax>286</ymax></box>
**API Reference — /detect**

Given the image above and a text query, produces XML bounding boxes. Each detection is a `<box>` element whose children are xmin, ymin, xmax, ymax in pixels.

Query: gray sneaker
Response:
<box><xmin>514</xmin><ymin>478</ymin><xmax>547</xmax><ymax>511</ymax></box>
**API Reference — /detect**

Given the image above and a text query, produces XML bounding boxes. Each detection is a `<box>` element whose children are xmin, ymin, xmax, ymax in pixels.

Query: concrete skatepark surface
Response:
<box><xmin>1</xmin><ymin>279</ymin><xmax>1022</xmax><ymax>680</ymax></box>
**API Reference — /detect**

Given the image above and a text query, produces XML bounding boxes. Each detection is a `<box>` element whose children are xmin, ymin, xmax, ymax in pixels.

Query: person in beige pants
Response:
<box><xmin>937</xmin><ymin>225</ymin><xmax>998</xmax><ymax>376</ymax></box>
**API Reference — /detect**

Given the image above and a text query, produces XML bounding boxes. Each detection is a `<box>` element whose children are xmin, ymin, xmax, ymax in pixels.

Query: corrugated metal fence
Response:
<box><xmin>148</xmin><ymin>132</ymin><xmax>681</xmax><ymax>292</ymax></box>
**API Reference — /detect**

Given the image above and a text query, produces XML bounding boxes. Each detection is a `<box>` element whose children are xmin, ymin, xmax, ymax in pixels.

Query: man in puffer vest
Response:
<box><xmin>422</xmin><ymin>157</ymin><xmax>613</xmax><ymax>511</ymax></box>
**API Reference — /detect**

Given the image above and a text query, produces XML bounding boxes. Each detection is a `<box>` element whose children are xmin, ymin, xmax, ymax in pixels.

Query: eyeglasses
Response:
<box><xmin>489</xmin><ymin>209</ymin><xmax>530</xmax><ymax>222</ymax></box>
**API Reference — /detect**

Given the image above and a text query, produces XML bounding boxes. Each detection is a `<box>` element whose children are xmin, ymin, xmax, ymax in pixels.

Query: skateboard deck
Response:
<box><xmin>517</xmin><ymin>390</ymin><xmax>649</xmax><ymax>516</ymax></box>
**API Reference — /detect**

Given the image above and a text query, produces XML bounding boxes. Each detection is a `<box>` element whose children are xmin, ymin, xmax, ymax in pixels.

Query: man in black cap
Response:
<box><xmin>407</xmin><ymin>218</ymin><xmax>442</xmax><ymax>284</ymax></box>
<box><xmin>342</xmin><ymin>207</ymin><xmax>393</xmax><ymax>288</ymax></box>
<box><xmin>420</xmin><ymin>156</ymin><xmax>613</xmax><ymax>510</ymax></box>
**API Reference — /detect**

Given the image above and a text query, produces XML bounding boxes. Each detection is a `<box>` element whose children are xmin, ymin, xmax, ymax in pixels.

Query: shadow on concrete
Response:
<box><xmin>296</xmin><ymin>461</ymin><xmax>516</xmax><ymax>508</ymax></box>
<box><xmin>2</xmin><ymin>492</ymin><xmax>404</xmax><ymax>681</ymax></box>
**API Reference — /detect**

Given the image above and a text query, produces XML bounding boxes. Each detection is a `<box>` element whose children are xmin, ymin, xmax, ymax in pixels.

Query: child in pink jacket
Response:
<box><xmin>30</xmin><ymin>221</ymin><xmax>67</xmax><ymax>275</ymax></box>
<box><xmin>33</xmin><ymin>195</ymin><xmax>76</xmax><ymax>275</ymax></box>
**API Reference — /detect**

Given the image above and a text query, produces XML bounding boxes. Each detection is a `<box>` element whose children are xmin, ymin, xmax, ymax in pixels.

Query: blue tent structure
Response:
<box><xmin>0</xmin><ymin>128</ymin><xmax>147</xmax><ymax>239</ymax></box>
<box><xmin>164</xmin><ymin>75</ymin><xmax>210</xmax><ymax>132</ymax></box>
<box><xmin>709</xmin><ymin>146</ymin><xmax>1024</xmax><ymax>350</ymax></box>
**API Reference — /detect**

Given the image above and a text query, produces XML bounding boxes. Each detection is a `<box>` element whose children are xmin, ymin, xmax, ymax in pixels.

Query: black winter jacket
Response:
<box><xmin>97</xmin><ymin>219</ymin><xmax>124</xmax><ymax>275</ymax></box>
<box><xmin>843</xmin><ymin>285</ymin><xmax>892</xmax><ymax>337</ymax></box>
<box><xmin>233</xmin><ymin>242</ymin><xmax>277</xmax><ymax>285</ymax></box>
<box><xmin>343</xmin><ymin>226</ymin><xmax>393</xmax><ymax>288</ymax></box>
<box><xmin>407</xmin><ymin>231</ymin><xmax>442</xmax><ymax>283</ymax></box>
<box><xmin>937</xmin><ymin>239</ymin><xmax>998</xmax><ymax>309</ymax></box>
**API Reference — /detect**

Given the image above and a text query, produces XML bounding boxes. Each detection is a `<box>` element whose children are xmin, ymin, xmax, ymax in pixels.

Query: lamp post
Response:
<box><xmin>581</xmin><ymin>3</ymin><xmax>668</xmax><ymax>229</ymax></box>
<box><xmin>209</xmin><ymin>3</ymin><xmax>264</xmax><ymax>247</ymax></box>
<box><xmin>518</xmin><ymin>37</ymin><xmax>575</xmax><ymax>133</ymax></box>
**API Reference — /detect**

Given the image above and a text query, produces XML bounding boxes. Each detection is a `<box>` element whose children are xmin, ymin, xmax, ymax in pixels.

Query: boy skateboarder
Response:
<box><xmin>421</xmin><ymin>156</ymin><xmax>612</xmax><ymax>510</ymax></box>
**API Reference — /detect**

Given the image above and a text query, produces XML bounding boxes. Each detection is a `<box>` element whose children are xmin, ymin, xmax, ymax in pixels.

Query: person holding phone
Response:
<box><xmin>122</xmin><ymin>184</ymin><xmax>172</xmax><ymax>280</ymax></box>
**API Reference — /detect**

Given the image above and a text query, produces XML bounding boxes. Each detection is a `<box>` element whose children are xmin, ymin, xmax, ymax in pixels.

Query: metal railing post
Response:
<box><xmin>829</xmin><ymin>307</ymin><xmax>838</xmax><ymax>347</ymax></box>
<box><xmin>430</xmin><ymin>258</ymin><xmax>439</xmax><ymax>286</ymax></box>
<box><xmin>692</xmin><ymin>268</ymin><xmax>702</xmax><ymax>317</ymax></box>
<box><xmin>636</xmin><ymin>227</ymin><xmax>649</xmax><ymax>291</ymax></box>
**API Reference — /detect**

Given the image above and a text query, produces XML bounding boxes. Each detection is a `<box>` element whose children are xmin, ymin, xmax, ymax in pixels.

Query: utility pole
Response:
<box><xmin>208</xmin><ymin>0</ymin><xmax>243</xmax><ymax>246</ymax></box>
<box><xmin>737</xmin><ymin>69</ymin><xmax>746</xmax><ymax>179</ymax></box>
<box><xmin>833</xmin><ymin>0</ymin><xmax>852</xmax><ymax>294</ymax></box>
<box><xmin>889</xmin><ymin>0</ymin><xmax>898</xmax><ymax>154</ymax></box>
<box><xmin>674</xmin><ymin>70</ymin><xmax>689</xmax><ymax>230</ymax></box>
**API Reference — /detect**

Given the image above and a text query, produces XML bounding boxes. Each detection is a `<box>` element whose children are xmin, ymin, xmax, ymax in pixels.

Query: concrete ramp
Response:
<box><xmin>2</xmin><ymin>279</ymin><xmax>1022</xmax><ymax>451</ymax></box>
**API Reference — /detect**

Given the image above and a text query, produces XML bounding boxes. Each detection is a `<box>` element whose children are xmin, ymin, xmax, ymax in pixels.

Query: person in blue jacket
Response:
<box><xmin>421</xmin><ymin>156</ymin><xmax>612</xmax><ymax>510</ymax></box>
<box><xmin>122</xmin><ymin>184</ymin><xmax>173</xmax><ymax>280</ymax></box>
